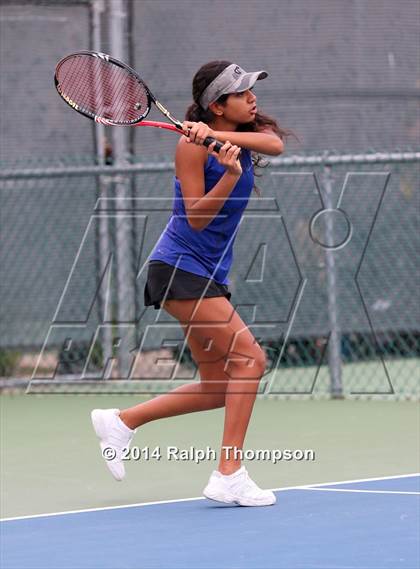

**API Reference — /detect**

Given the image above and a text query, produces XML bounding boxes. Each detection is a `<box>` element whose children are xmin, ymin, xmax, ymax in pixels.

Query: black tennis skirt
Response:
<box><xmin>144</xmin><ymin>260</ymin><xmax>232</xmax><ymax>310</ymax></box>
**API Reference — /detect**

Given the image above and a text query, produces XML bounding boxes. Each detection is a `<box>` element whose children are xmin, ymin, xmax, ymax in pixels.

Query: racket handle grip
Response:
<box><xmin>203</xmin><ymin>136</ymin><xmax>223</xmax><ymax>152</ymax></box>
<box><xmin>203</xmin><ymin>136</ymin><xmax>240</xmax><ymax>155</ymax></box>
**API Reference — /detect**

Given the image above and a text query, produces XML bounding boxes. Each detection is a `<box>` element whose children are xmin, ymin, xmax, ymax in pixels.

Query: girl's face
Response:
<box><xmin>222</xmin><ymin>88</ymin><xmax>258</xmax><ymax>124</ymax></box>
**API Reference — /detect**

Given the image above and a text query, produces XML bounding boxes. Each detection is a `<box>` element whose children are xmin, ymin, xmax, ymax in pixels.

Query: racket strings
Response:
<box><xmin>57</xmin><ymin>55</ymin><xmax>149</xmax><ymax>124</ymax></box>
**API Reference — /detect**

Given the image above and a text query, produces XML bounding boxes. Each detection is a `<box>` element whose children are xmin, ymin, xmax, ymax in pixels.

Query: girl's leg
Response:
<box><xmin>119</xmin><ymin>330</ymin><xmax>230</xmax><ymax>429</ymax></box>
<box><xmin>218</xmin><ymin>356</ymin><xmax>265</xmax><ymax>474</ymax></box>
<box><xmin>157</xmin><ymin>297</ymin><xmax>266</xmax><ymax>475</ymax></box>
<box><xmin>120</xmin><ymin>362</ymin><xmax>228</xmax><ymax>429</ymax></box>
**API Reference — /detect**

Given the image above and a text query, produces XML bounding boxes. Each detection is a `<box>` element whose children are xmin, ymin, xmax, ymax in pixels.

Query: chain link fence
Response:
<box><xmin>1</xmin><ymin>0</ymin><xmax>419</xmax><ymax>397</ymax></box>
<box><xmin>1</xmin><ymin>151</ymin><xmax>419</xmax><ymax>399</ymax></box>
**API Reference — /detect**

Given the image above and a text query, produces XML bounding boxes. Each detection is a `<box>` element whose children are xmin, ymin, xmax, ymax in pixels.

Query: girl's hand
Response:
<box><xmin>207</xmin><ymin>140</ymin><xmax>242</xmax><ymax>176</ymax></box>
<box><xmin>182</xmin><ymin>121</ymin><xmax>215</xmax><ymax>146</ymax></box>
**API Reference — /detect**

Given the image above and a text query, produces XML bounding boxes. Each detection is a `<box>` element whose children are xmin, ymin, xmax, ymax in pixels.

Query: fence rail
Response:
<box><xmin>1</xmin><ymin>151</ymin><xmax>419</xmax><ymax>180</ymax></box>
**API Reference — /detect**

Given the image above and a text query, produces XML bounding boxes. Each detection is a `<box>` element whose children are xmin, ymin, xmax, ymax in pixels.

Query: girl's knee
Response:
<box><xmin>225</xmin><ymin>345</ymin><xmax>267</xmax><ymax>378</ymax></box>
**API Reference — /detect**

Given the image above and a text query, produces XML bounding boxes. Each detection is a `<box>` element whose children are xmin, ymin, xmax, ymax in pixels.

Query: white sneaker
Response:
<box><xmin>203</xmin><ymin>466</ymin><xmax>276</xmax><ymax>506</ymax></box>
<box><xmin>91</xmin><ymin>408</ymin><xmax>136</xmax><ymax>481</ymax></box>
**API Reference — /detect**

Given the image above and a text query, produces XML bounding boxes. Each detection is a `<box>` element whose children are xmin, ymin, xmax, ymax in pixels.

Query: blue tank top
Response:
<box><xmin>149</xmin><ymin>148</ymin><xmax>254</xmax><ymax>285</ymax></box>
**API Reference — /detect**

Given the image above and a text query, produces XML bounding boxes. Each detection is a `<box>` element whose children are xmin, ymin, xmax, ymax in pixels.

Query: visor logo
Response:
<box><xmin>234</xmin><ymin>66</ymin><xmax>242</xmax><ymax>75</ymax></box>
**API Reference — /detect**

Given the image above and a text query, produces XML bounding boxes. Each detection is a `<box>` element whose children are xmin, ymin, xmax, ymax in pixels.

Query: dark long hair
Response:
<box><xmin>185</xmin><ymin>60</ymin><xmax>297</xmax><ymax>194</ymax></box>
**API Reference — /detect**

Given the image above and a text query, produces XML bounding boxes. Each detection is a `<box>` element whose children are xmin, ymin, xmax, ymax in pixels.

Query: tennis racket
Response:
<box><xmin>54</xmin><ymin>51</ymin><xmax>223</xmax><ymax>152</ymax></box>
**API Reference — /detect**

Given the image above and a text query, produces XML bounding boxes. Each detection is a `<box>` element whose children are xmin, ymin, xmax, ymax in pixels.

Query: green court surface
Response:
<box><xmin>1</xmin><ymin>395</ymin><xmax>419</xmax><ymax>519</ymax></box>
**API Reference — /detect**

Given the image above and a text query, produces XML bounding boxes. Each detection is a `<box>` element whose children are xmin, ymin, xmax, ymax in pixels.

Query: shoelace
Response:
<box><xmin>107</xmin><ymin>434</ymin><xmax>131</xmax><ymax>446</ymax></box>
<box><xmin>243</xmin><ymin>471</ymin><xmax>262</xmax><ymax>492</ymax></box>
<box><xmin>107</xmin><ymin>427</ymin><xmax>133</xmax><ymax>447</ymax></box>
<box><xmin>229</xmin><ymin>471</ymin><xmax>262</xmax><ymax>495</ymax></box>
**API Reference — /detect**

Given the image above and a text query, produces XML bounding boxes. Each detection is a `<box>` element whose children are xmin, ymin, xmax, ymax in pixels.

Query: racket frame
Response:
<box><xmin>54</xmin><ymin>51</ymin><xmax>223</xmax><ymax>151</ymax></box>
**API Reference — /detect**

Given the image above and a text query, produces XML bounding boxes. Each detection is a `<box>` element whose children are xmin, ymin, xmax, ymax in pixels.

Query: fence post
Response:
<box><xmin>91</xmin><ymin>0</ymin><xmax>114</xmax><ymax>378</ymax></box>
<box><xmin>323</xmin><ymin>163</ymin><xmax>344</xmax><ymax>398</ymax></box>
<box><xmin>109</xmin><ymin>0</ymin><xmax>135</xmax><ymax>378</ymax></box>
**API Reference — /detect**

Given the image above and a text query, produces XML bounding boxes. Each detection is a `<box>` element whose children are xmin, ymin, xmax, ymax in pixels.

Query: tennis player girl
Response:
<box><xmin>92</xmin><ymin>61</ymin><xmax>290</xmax><ymax>507</ymax></box>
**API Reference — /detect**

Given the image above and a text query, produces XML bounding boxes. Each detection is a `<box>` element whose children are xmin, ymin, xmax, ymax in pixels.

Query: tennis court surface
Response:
<box><xmin>2</xmin><ymin>473</ymin><xmax>418</xmax><ymax>569</ymax></box>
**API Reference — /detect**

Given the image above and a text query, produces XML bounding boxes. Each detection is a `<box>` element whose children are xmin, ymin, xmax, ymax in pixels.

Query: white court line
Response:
<box><xmin>302</xmin><ymin>488</ymin><xmax>420</xmax><ymax>495</ymax></box>
<box><xmin>299</xmin><ymin>472</ymin><xmax>420</xmax><ymax>489</ymax></box>
<box><xmin>1</xmin><ymin>472</ymin><xmax>419</xmax><ymax>523</ymax></box>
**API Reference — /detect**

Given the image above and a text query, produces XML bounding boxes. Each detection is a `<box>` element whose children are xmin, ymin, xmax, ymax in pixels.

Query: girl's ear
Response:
<box><xmin>209</xmin><ymin>101</ymin><xmax>223</xmax><ymax>116</ymax></box>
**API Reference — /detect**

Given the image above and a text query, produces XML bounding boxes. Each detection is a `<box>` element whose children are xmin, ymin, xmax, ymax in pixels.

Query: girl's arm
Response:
<box><xmin>176</xmin><ymin>138</ymin><xmax>242</xmax><ymax>232</ymax></box>
<box><xmin>211</xmin><ymin>128</ymin><xmax>284</xmax><ymax>156</ymax></box>
<box><xmin>182</xmin><ymin>121</ymin><xmax>284</xmax><ymax>156</ymax></box>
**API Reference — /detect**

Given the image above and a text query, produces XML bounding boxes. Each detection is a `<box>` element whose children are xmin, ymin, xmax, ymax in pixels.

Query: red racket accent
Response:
<box><xmin>134</xmin><ymin>121</ymin><xmax>182</xmax><ymax>132</ymax></box>
<box><xmin>56</xmin><ymin>54</ymin><xmax>150</xmax><ymax>125</ymax></box>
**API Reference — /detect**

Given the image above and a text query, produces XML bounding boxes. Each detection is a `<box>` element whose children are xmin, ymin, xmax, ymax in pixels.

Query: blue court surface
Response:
<box><xmin>1</xmin><ymin>473</ymin><xmax>419</xmax><ymax>569</ymax></box>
